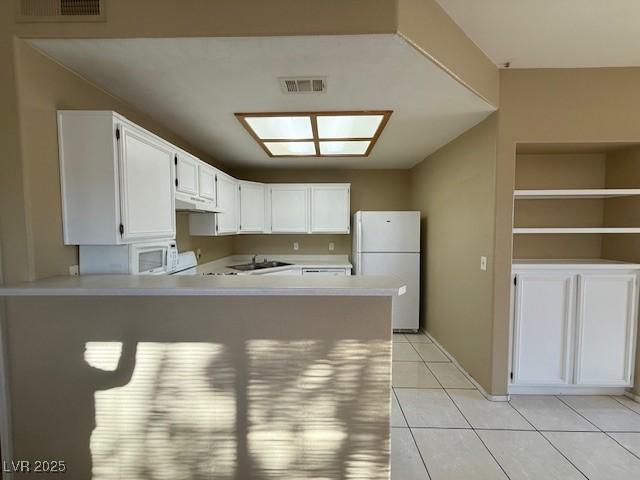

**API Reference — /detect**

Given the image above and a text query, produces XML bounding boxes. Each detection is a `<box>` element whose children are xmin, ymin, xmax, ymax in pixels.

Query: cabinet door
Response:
<box><xmin>118</xmin><ymin>123</ymin><xmax>175</xmax><ymax>241</ymax></box>
<box><xmin>512</xmin><ymin>273</ymin><xmax>575</xmax><ymax>385</ymax></box>
<box><xmin>215</xmin><ymin>173</ymin><xmax>239</xmax><ymax>234</ymax></box>
<box><xmin>239</xmin><ymin>181</ymin><xmax>265</xmax><ymax>233</ymax></box>
<box><xmin>310</xmin><ymin>184</ymin><xmax>350</xmax><ymax>233</ymax></box>
<box><xmin>270</xmin><ymin>185</ymin><xmax>310</xmax><ymax>233</ymax></box>
<box><xmin>575</xmin><ymin>273</ymin><xmax>637</xmax><ymax>386</ymax></box>
<box><xmin>198</xmin><ymin>163</ymin><xmax>216</xmax><ymax>202</ymax></box>
<box><xmin>175</xmin><ymin>151</ymin><xmax>199</xmax><ymax>195</ymax></box>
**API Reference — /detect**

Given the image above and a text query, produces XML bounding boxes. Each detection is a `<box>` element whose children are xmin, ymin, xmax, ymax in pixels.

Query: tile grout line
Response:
<box><xmin>423</xmin><ymin>366</ymin><xmax>513</xmax><ymax>480</ymax></box>
<box><xmin>610</xmin><ymin>394</ymin><xmax>640</xmax><ymax>417</ymax></box>
<box><xmin>439</xmin><ymin>385</ymin><xmax>513</xmax><ymax>480</ymax></box>
<box><xmin>508</xmin><ymin>401</ymin><xmax>590</xmax><ymax>480</ymax></box>
<box><xmin>554</xmin><ymin>396</ymin><xmax>604</xmax><ymax>432</ymax></box>
<box><xmin>537</xmin><ymin>431</ymin><xmax>591</xmax><ymax>480</ymax></box>
<box><xmin>410</xmin><ymin>338</ymin><xmax>586</xmax><ymax>480</ymax></box>
<box><xmin>396</xmin><ymin>339</ymin><xmax>595</xmax><ymax>479</ymax></box>
<box><xmin>392</xmin><ymin>387</ymin><xmax>433</xmax><ymax>480</ymax></box>
<box><xmin>551</xmin><ymin>396</ymin><xmax>640</xmax><ymax>470</ymax></box>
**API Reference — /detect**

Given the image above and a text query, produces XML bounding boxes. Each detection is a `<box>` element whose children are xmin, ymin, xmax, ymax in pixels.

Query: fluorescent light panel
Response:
<box><xmin>317</xmin><ymin>115</ymin><xmax>383</xmax><ymax>139</ymax></box>
<box><xmin>320</xmin><ymin>141</ymin><xmax>370</xmax><ymax>155</ymax></box>
<box><xmin>244</xmin><ymin>116</ymin><xmax>313</xmax><ymax>140</ymax></box>
<box><xmin>237</xmin><ymin>111</ymin><xmax>391</xmax><ymax>157</ymax></box>
<box><xmin>264</xmin><ymin>141</ymin><xmax>316</xmax><ymax>156</ymax></box>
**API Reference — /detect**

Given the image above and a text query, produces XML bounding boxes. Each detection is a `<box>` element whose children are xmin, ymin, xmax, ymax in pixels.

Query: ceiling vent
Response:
<box><xmin>17</xmin><ymin>0</ymin><xmax>104</xmax><ymax>22</ymax></box>
<box><xmin>279</xmin><ymin>77</ymin><xmax>327</xmax><ymax>94</ymax></box>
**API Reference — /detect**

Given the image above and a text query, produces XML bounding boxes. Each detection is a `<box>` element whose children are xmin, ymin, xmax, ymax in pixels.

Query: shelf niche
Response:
<box><xmin>512</xmin><ymin>143</ymin><xmax>640</xmax><ymax>261</ymax></box>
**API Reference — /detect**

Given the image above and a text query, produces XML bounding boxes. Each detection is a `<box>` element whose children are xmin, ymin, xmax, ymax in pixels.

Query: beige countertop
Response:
<box><xmin>513</xmin><ymin>259</ymin><xmax>640</xmax><ymax>269</ymax></box>
<box><xmin>0</xmin><ymin>274</ymin><xmax>405</xmax><ymax>297</ymax></box>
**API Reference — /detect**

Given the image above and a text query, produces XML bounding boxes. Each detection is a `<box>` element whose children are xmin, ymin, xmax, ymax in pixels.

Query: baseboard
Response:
<box><xmin>422</xmin><ymin>330</ymin><xmax>510</xmax><ymax>402</ymax></box>
<box><xmin>624</xmin><ymin>390</ymin><xmax>640</xmax><ymax>403</ymax></box>
<box><xmin>509</xmin><ymin>385</ymin><xmax>627</xmax><ymax>396</ymax></box>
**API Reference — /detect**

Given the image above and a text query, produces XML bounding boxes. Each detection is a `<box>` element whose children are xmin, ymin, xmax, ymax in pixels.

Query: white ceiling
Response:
<box><xmin>30</xmin><ymin>35</ymin><xmax>494</xmax><ymax>169</ymax></box>
<box><xmin>436</xmin><ymin>0</ymin><xmax>640</xmax><ymax>68</ymax></box>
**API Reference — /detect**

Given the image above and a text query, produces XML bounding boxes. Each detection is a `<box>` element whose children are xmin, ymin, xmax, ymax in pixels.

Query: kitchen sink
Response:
<box><xmin>229</xmin><ymin>260</ymin><xmax>292</xmax><ymax>271</ymax></box>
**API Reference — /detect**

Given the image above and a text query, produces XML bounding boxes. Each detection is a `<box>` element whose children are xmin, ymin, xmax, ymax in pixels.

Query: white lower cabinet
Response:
<box><xmin>511</xmin><ymin>264</ymin><xmax>639</xmax><ymax>389</ymax></box>
<box><xmin>575</xmin><ymin>274</ymin><xmax>638</xmax><ymax>386</ymax></box>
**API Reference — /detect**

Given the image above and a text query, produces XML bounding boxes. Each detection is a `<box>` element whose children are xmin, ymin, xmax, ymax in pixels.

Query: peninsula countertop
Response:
<box><xmin>0</xmin><ymin>274</ymin><xmax>406</xmax><ymax>297</ymax></box>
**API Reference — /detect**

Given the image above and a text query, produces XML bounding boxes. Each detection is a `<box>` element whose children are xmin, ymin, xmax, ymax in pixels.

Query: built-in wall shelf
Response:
<box><xmin>514</xmin><ymin>189</ymin><xmax>640</xmax><ymax>199</ymax></box>
<box><xmin>513</xmin><ymin>227</ymin><xmax>640</xmax><ymax>234</ymax></box>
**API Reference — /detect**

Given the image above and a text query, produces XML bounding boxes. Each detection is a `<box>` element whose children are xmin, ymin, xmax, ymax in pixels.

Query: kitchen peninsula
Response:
<box><xmin>0</xmin><ymin>274</ymin><xmax>404</xmax><ymax>479</ymax></box>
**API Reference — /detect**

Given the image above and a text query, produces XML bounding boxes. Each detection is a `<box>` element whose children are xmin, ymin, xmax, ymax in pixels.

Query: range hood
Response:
<box><xmin>175</xmin><ymin>193</ymin><xmax>222</xmax><ymax>213</ymax></box>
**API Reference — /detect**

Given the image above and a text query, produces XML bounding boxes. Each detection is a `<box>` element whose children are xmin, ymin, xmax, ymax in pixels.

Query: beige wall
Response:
<box><xmin>176</xmin><ymin>214</ymin><xmax>233</xmax><ymax>264</ymax></box>
<box><xmin>10</xmin><ymin>40</ymin><xmax>232</xmax><ymax>280</ymax></box>
<box><xmin>600</xmin><ymin>147</ymin><xmax>640</xmax><ymax>393</ymax></box>
<box><xmin>232</xmin><ymin>169</ymin><xmax>412</xmax><ymax>256</ymax></box>
<box><xmin>5</xmin><ymin>294</ymin><xmax>392</xmax><ymax>479</ymax></box>
<box><xmin>494</xmin><ymin>68</ymin><xmax>640</xmax><ymax>395</ymax></box>
<box><xmin>397</xmin><ymin>0</ymin><xmax>499</xmax><ymax>106</ymax></box>
<box><xmin>513</xmin><ymin>153</ymin><xmax>607</xmax><ymax>259</ymax></box>
<box><xmin>410</xmin><ymin>114</ymin><xmax>497</xmax><ymax>391</ymax></box>
<box><xmin>0</xmin><ymin>3</ymin><xmax>32</xmax><ymax>284</ymax></box>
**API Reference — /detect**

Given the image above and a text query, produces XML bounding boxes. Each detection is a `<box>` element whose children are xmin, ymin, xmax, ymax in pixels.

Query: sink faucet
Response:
<box><xmin>252</xmin><ymin>254</ymin><xmax>258</xmax><ymax>265</ymax></box>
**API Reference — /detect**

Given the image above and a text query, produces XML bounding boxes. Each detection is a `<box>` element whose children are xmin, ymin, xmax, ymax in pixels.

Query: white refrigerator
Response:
<box><xmin>352</xmin><ymin>211</ymin><xmax>421</xmax><ymax>331</ymax></box>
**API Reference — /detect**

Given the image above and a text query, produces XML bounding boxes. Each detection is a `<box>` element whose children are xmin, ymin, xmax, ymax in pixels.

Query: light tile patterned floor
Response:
<box><xmin>391</xmin><ymin>331</ymin><xmax>640</xmax><ymax>479</ymax></box>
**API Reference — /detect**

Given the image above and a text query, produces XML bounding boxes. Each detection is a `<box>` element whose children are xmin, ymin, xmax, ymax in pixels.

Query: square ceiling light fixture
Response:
<box><xmin>235</xmin><ymin>111</ymin><xmax>392</xmax><ymax>157</ymax></box>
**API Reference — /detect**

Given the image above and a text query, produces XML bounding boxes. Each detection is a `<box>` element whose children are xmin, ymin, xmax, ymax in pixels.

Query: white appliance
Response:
<box><xmin>79</xmin><ymin>240</ymin><xmax>178</xmax><ymax>275</ymax></box>
<box><xmin>353</xmin><ymin>211</ymin><xmax>420</xmax><ymax>331</ymax></box>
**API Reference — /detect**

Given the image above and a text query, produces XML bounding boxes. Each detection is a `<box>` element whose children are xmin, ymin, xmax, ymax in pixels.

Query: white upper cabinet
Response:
<box><xmin>310</xmin><ymin>184</ymin><xmax>350</xmax><ymax>233</ymax></box>
<box><xmin>174</xmin><ymin>149</ymin><xmax>218</xmax><ymax>213</ymax></box>
<box><xmin>175</xmin><ymin>150</ymin><xmax>199</xmax><ymax>196</ymax></box>
<box><xmin>58</xmin><ymin>111</ymin><xmax>175</xmax><ymax>245</ymax></box>
<box><xmin>575</xmin><ymin>273</ymin><xmax>637</xmax><ymax>386</ymax></box>
<box><xmin>269</xmin><ymin>185</ymin><xmax>310</xmax><ymax>233</ymax></box>
<box><xmin>215</xmin><ymin>172</ymin><xmax>239</xmax><ymax>235</ymax></box>
<box><xmin>198</xmin><ymin>163</ymin><xmax>216</xmax><ymax>203</ymax></box>
<box><xmin>239</xmin><ymin>181</ymin><xmax>266</xmax><ymax>233</ymax></box>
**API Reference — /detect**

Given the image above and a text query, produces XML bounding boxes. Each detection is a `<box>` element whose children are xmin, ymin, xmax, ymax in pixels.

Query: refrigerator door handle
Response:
<box><xmin>356</xmin><ymin>253</ymin><xmax>363</xmax><ymax>275</ymax></box>
<box><xmin>356</xmin><ymin>215</ymin><xmax>363</xmax><ymax>253</ymax></box>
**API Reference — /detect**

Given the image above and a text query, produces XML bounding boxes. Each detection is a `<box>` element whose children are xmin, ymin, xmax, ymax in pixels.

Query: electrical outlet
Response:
<box><xmin>480</xmin><ymin>256</ymin><xmax>487</xmax><ymax>271</ymax></box>
<box><xmin>196</xmin><ymin>248</ymin><xmax>202</xmax><ymax>259</ymax></box>
<box><xmin>293</xmin><ymin>242</ymin><xmax>299</xmax><ymax>251</ymax></box>
<box><xmin>69</xmin><ymin>264</ymin><xmax>79</xmax><ymax>276</ymax></box>
<box><xmin>328</xmin><ymin>242</ymin><xmax>335</xmax><ymax>251</ymax></box>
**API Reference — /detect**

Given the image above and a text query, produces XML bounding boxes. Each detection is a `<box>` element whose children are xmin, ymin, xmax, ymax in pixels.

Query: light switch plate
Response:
<box><xmin>329</xmin><ymin>242</ymin><xmax>335</xmax><ymax>251</ymax></box>
<box><xmin>480</xmin><ymin>256</ymin><xmax>487</xmax><ymax>271</ymax></box>
<box><xmin>293</xmin><ymin>242</ymin><xmax>299</xmax><ymax>251</ymax></box>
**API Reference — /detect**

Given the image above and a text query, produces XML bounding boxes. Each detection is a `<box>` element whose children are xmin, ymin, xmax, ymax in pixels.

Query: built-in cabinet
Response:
<box><xmin>239</xmin><ymin>181</ymin><xmax>266</xmax><ymax>233</ymax></box>
<box><xmin>58</xmin><ymin>111</ymin><xmax>352</xmax><ymax>243</ymax></box>
<box><xmin>310</xmin><ymin>184</ymin><xmax>351</xmax><ymax>233</ymax></box>
<box><xmin>266</xmin><ymin>183</ymin><xmax>351</xmax><ymax>234</ymax></box>
<box><xmin>269</xmin><ymin>185</ymin><xmax>311</xmax><ymax>233</ymax></box>
<box><xmin>511</xmin><ymin>262</ymin><xmax>639</xmax><ymax>391</ymax></box>
<box><xmin>58</xmin><ymin>110</ymin><xmax>176</xmax><ymax>245</ymax></box>
<box><xmin>174</xmin><ymin>149</ymin><xmax>219</xmax><ymax>212</ymax></box>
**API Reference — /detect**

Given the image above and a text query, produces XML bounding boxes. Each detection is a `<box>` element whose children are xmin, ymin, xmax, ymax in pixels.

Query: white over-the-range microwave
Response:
<box><xmin>79</xmin><ymin>240</ymin><xmax>179</xmax><ymax>275</ymax></box>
